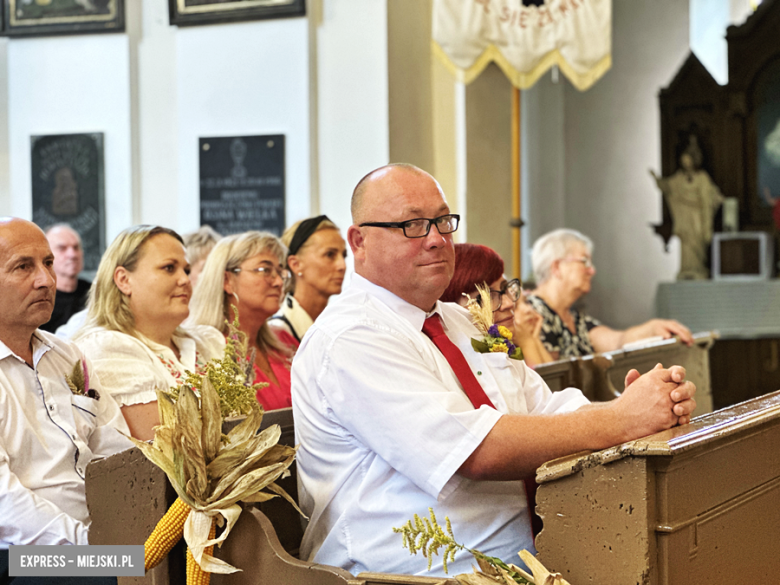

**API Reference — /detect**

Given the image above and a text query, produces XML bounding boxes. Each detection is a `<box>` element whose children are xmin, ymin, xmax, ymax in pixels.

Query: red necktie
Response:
<box><xmin>424</xmin><ymin>313</ymin><xmax>541</xmax><ymax>537</ymax></box>
<box><xmin>422</xmin><ymin>314</ymin><xmax>494</xmax><ymax>409</ymax></box>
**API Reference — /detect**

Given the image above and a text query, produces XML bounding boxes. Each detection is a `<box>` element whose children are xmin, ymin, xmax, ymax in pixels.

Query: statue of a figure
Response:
<box><xmin>650</xmin><ymin>141</ymin><xmax>724</xmax><ymax>280</ymax></box>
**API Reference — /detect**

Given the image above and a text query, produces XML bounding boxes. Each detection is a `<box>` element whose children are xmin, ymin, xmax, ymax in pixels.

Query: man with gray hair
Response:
<box><xmin>42</xmin><ymin>223</ymin><xmax>91</xmax><ymax>333</ymax></box>
<box><xmin>528</xmin><ymin>228</ymin><xmax>692</xmax><ymax>359</ymax></box>
<box><xmin>292</xmin><ymin>164</ymin><xmax>696</xmax><ymax>577</ymax></box>
<box><xmin>0</xmin><ymin>218</ymin><xmax>130</xmax><ymax>568</ymax></box>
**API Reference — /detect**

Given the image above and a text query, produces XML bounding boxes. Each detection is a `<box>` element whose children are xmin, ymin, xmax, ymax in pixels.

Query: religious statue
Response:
<box><xmin>650</xmin><ymin>139</ymin><xmax>724</xmax><ymax>280</ymax></box>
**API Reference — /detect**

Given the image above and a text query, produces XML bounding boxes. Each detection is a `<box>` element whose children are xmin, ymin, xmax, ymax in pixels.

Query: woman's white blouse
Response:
<box><xmin>74</xmin><ymin>325</ymin><xmax>225</xmax><ymax>407</ymax></box>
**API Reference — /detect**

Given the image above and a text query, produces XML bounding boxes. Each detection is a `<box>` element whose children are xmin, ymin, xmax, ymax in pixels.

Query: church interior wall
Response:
<box><xmin>7</xmin><ymin>34</ymin><xmax>134</xmax><ymax>243</ymax></box>
<box><xmin>0</xmin><ymin>0</ymin><xmax>761</xmax><ymax>329</ymax></box>
<box><xmin>0</xmin><ymin>0</ymin><xmax>389</xmax><ymax>249</ymax></box>
<box><xmin>557</xmin><ymin>0</ymin><xmax>690</xmax><ymax>329</ymax></box>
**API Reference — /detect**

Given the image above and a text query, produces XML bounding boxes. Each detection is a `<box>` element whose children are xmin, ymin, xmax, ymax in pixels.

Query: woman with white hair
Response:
<box><xmin>187</xmin><ymin>231</ymin><xmax>297</xmax><ymax>412</ymax></box>
<box><xmin>527</xmin><ymin>228</ymin><xmax>693</xmax><ymax>359</ymax></box>
<box><xmin>74</xmin><ymin>225</ymin><xmax>225</xmax><ymax>440</ymax></box>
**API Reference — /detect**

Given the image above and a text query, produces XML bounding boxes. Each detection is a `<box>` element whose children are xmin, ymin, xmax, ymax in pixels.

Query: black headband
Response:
<box><xmin>288</xmin><ymin>215</ymin><xmax>330</xmax><ymax>257</ymax></box>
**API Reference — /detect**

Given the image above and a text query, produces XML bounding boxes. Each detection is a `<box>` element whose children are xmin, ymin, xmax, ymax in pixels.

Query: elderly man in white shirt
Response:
<box><xmin>291</xmin><ymin>164</ymin><xmax>697</xmax><ymax>577</ymax></box>
<box><xmin>0</xmin><ymin>218</ymin><xmax>131</xmax><ymax>553</ymax></box>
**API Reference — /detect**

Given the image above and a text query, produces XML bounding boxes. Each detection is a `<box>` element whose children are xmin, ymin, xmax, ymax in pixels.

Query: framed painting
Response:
<box><xmin>1</xmin><ymin>0</ymin><xmax>124</xmax><ymax>37</ymax></box>
<box><xmin>31</xmin><ymin>133</ymin><xmax>106</xmax><ymax>272</ymax></box>
<box><xmin>169</xmin><ymin>0</ymin><xmax>305</xmax><ymax>27</ymax></box>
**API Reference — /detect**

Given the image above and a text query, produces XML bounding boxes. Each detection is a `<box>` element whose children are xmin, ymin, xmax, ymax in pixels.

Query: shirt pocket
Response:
<box><xmin>71</xmin><ymin>395</ymin><xmax>99</xmax><ymax>438</ymax></box>
<box><xmin>479</xmin><ymin>351</ymin><xmax>511</xmax><ymax>371</ymax></box>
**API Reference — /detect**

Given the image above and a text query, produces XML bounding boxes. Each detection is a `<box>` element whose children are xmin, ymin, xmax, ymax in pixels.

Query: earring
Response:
<box><xmin>297</xmin><ymin>272</ymin><xmax>302</xmax><ymax>277</ymax></box>
<box><xmin>232</xmin><ymin>292</ymin><xmax>240</xmax><ymax>304</ymax></box>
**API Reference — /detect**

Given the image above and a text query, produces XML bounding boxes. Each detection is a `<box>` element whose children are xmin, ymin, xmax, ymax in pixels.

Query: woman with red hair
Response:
<box><xmin>441</xmin><ymin>243</ymin><xmax>552</xmax><ymax>367</ymax></box>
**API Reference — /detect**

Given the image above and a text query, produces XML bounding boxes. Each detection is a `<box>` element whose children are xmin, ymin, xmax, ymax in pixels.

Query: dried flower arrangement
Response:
<box><xmin>125</xmin><ymin>316</ymin><xmax>300</xmax><ymax>585</ymax></box>
<box><xmin>464</xmin><ymin>284</ymin><xmax>523</xmax><ymax>361</ymax></box>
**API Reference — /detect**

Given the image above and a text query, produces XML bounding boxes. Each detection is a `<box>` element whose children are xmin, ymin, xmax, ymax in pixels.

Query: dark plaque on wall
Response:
<box><xmin>199</xmin><ymin>135</ymin><xmax>285</xmax><ymax>237</ymax></box>
<box><xmin>31</xmin><ymin>133</ymin><xmax>105</xmax><ymax>272</ymax></box>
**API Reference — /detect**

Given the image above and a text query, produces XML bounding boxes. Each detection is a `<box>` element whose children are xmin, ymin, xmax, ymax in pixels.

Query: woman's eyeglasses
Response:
<box><xmin>561</xmin><ymin>256</ymin><xmax>594</xmax><ymax>269</ymax></box>
<box><xmin>232</xmin><ymin>266</ymin><xmax>291</xmax><ymax>283</ymax></box>
<box><xmin>476</xmin><ymin>278</ymin><xmax>523</xmax><ymax>312</ymax></box>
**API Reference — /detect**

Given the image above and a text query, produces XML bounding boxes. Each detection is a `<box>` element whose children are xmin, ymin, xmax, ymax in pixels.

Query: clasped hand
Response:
<box><xmin>616</xmin><ymin>363</ymin><xmax>697</xmax><ymax>440</ymax></box>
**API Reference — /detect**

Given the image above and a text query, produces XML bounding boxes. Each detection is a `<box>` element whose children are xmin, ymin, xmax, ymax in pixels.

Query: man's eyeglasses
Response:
<box><xmin>358</xmin><ymin>214</ymin><xmax>460</xmax><ymax>239</ymax></box>
<box><xmin>232</xmin><ymin>266</ymin><xmax>291</xmax><ymax>283</ymax></box>
<box><xmin>561</xmin><ymin>256</ymin><xmax>594</xmax><ymax>269</ymax></box>
<box><xmin>476</xmin><ymin>278</ymin><xmax>523</xmax><ymax>312</ymax></box>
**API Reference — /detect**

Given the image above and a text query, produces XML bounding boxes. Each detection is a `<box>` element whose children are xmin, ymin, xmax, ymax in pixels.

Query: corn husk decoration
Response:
<box><xmin>456</xmin><ymin>551</ymin><xmax>571</xmax><ymax>585</ymax></box>
<box><xmin>127</xmin><ymin>380</ymin><xmax>300</xmax><ymax>582</ymax></box>
<box><xmin>394</xmin><ymin>509</ymin><xmax>571</xmax><ymax>585</ymax></box>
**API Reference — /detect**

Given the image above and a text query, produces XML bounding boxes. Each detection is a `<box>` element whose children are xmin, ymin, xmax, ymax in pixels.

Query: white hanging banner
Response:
<box><xmin>433</xmin><ymin>0</ymin><xmax>611</xmax><ymax>91</ymax></box>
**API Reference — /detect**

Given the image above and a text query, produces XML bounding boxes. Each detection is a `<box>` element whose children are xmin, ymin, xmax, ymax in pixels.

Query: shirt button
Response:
<box><xmin>71</xmin><ymin>434</ymin><xmax>77</xmax><ymax>441</ymax></box>
<box><xmin>77</xmin><ymin>468</ymin><xmax>83</xmax><ymax>474</ymax></box>
<box><xmin>48</xmin><ymin>404</ymin><xmax>55</xmax><ymax>411</ymax></box>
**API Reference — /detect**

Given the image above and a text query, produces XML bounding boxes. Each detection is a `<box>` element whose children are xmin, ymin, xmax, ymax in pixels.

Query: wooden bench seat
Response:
<box><xmin>86</xmin><ymin>408</ymin><xmax>457</xmax><ymax>585</ymax></box>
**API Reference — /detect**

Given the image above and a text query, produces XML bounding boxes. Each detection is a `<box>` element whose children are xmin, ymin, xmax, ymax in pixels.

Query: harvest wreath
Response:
<box><xmin>124</xmin><ymin>318</ymin><xmax>301</xmax><ymax>585</ymax></box>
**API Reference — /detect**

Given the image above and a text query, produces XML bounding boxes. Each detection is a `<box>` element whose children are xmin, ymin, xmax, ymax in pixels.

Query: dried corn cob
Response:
<box><xmin>186</xmin><ymin>517</ymin><xmax>216</xmax><ymax>585</ymax></box>
<box><xmin>144</xmin><ymin>497</ymin><xmax>190</xmax><ymax>571</ymax></box>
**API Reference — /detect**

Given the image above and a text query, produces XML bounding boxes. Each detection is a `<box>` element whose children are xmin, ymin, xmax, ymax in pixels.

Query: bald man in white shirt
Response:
<box><xmin>0</xmin><ymin>218</ymin><xmax>131</xmax><ymax>564</ymax></box>
<box><xmin>291</xmin><ymin>164</ymin><xmax>697</xmax><ymax>577</ymax></box>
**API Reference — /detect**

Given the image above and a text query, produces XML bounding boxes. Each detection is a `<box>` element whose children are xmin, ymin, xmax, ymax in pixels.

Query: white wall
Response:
<box><xmin>522</xmin><ymin>73</ymin><xmax>566</xmax><ymax>282</ymax></box>
<box><xmin>0</xmin><ymin>39</ymin><xmax>8</xmax><ymax>217</ymax></box>
<box><xmin>563</xmin><ymin>0</ymin><xmax>690</xmax><ymax>329</ymax></box>
<box><xmin>316</xmin><ymin>0</ymin><xmax>389</xmax><ymax>234</ymax></box>
<box><xmin>7</xmin><ymin>35</ymin><xmax>133</xmax><ymax>243</ymax></box>
<box><xmin>0</xmin><ymin>0</ymin><xmax>391</xmax><ymax>251</ymax></box>
<box><xmin>175</xmin><ymin>18</ymin><xmax>311</xmax><ymax>234</ymax></box>
<box><xmin>690</xmin><ymin>0</ymin><xmax>730</xmax><ymax>85</ymax></box>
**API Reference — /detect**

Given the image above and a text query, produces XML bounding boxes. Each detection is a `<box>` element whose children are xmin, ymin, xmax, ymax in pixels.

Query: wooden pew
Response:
<box><xmin>534</xmin><ymin>390</ymin><xmax>780</xmax><ymax>584</ymax></box>
<box><xmin>86</xmin><ymin>408</ymin><xmax>457</xmax><ymax>585</ymax></box>
<box><xmin>535</xmin><ymin>331</ymin><xmax>715</xmax><ymax>417</ymax></box>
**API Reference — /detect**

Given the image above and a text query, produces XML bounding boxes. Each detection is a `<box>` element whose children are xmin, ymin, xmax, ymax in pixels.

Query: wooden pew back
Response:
<box><xmin>535</xmin><ymin>332</ymin><xmax>715</xmax><ymax>417</ymax></box>
<box><xmin>535</xmin><ymin>390</ymin><xmax>780</xmax><ymax>584</ymax></box>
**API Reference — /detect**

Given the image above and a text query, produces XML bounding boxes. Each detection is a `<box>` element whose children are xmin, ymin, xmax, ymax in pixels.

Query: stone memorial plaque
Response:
<box><xmin>31</xmin><ymin>133</ymin><xmax>105</xmax><ymax>271</ymax></box>
<box><xmin>199</xmin><ymin>135</ymin><xmax>285</xmax><ymax>236</ymax></box>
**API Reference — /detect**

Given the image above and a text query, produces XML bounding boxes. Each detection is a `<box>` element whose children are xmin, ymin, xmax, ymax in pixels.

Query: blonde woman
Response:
<box><xmin>187</xmin><ymin>231</ymin><xmax>297</xmax><ymax>412</ymax></box>
<box><xmin>271</xmin><ymin>215</ymin><xmax>347</xmax><ymax>342</ymax></box>
<box><xmin>74</xmin><ymin>225</ymin><xmax>225</xmax><ymax>440</ymax></box>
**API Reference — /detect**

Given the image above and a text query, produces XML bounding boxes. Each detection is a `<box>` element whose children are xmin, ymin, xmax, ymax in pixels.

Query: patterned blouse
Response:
<box><xmin>526</xmin><ymin>294</ymin><xmax>602</xmax><ymax>358</ymax></box>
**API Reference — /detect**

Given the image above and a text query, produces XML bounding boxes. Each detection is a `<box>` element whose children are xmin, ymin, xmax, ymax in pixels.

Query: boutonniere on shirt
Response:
<box><xmin>464</xmin><ymin>284</ymin><xmax>523</xmax><ymax>361</ymax></box>
<box><xmin>65</xmin><ymin>358</ymin><xmax>100</xmax><ymax>400</ymax></box>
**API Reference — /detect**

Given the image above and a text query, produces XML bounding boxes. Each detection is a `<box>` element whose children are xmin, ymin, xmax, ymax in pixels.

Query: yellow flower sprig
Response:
<box><xmin>182</xmin><ymin>310</ymin><xmax>265</xmax><ymax>419</ymax></box>
<box><xmin>393</xmin><ymin>508</ymin><xmax>532</xmax><ymax>582</ymax></box>
<box><xmin>394</xmin><ymin>509</ymin><xmax>572</xmax><ymax>584</ymax></box>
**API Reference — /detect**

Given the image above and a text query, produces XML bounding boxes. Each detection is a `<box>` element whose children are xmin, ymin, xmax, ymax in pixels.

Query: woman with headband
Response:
<box><xmin>271</xmin><ymin>215</ymin><xmax>347</xmax><ymax>343</ymax></box>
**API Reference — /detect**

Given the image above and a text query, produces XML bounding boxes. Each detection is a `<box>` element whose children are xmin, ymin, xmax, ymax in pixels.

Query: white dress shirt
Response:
<box><xmin>0</xmin><ymin>331</ymin><xmax>132</xmax><ymax>548</ymax></box>
<box><xmin>291</xmin><ymin>275</ymin><xmax>589</xmax><ymax>577</ymax></box>
<box><xmin>75</xmin><ymin>324</ymin><xmax>225</xmax><ymax>407</ymax></box>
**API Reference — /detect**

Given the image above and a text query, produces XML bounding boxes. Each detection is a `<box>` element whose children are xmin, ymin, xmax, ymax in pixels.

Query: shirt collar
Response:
<box><xmin>0</xmin><ymin>330</ymin><xmax>53</xmax><ymax>366</ymax></box>
<box><xmin>284</xmin><ymin>294</ymin><xmax>314</xmax><ymax>332</ymax></box>
<box><xmin>350</xmin><ymin>274</ymin><xmax>445</xmax><ymax>333</ymax></box>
